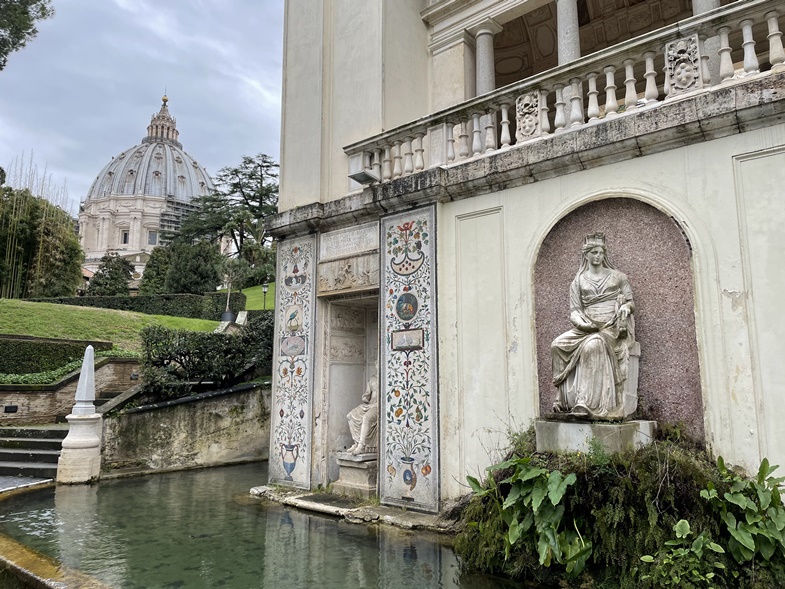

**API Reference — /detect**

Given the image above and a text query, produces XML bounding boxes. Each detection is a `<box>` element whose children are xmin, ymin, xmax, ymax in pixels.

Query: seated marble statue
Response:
<box><xmin>347</xmin><ymin>365</ymin><xmax>379</xmax><ymax>455</ymax></box>
<box><xmin>551</xmin><ymin>233</ymin><xmax>635</xmax><ymax>420</ymax></box>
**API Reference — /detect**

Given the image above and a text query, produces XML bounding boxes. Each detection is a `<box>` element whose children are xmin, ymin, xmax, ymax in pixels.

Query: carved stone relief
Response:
<box><xmin>515</xmin><ymin>92</ymin><xmax>541</xmax><ymax>142</ymax></box>
<box><xmin>319</xmin><ymin>222</ymin><xmax>379</xmax><ymax>261</ymax></box>
<box><xmin>330</xmin><ymin>306</ymin><xmax>365</xmax><ymax>333</ymax></box>
<box><xmin>665</xmin><ymin>35</ymin><xmax>703</xmax><ymax>96</ymax></box>
<box><xmin>330</xmin><ymin>336</ymin><xmax>366</xmax><ymax>362</ymax></box>
<box><xmin>317</xmin><ymin>253</ymin><xmax>379</xmax><ymax>296</ymax></box>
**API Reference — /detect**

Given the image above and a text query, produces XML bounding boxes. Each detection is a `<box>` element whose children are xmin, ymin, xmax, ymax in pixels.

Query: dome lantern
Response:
<box><xmin>143</xmin><ymin>95</ymin><xmax>182</xmax><ymax>148</ymax></box>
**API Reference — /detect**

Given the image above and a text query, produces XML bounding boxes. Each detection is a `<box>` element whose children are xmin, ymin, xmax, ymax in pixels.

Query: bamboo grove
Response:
<box><xmin>0</xmin><ymin>185</ymin><xmax>83</xmax><ymax>299</ymax></box>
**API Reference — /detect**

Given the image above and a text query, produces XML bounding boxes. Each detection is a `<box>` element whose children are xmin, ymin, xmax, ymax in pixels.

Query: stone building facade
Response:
<box><xmin>78</xmin><ymin>97</ymin><xmax>214</xmax><ymax>274</ymax></box>
<box><xmin>268</xmin><ymin>0</ymin><xmax>785</xmax><ymax>512</ymax></box>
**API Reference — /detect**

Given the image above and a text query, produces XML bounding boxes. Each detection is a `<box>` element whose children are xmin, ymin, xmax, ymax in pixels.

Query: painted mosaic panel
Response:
<box><xmin>380</xmin><ymin>207</ymin><xmax>439</xmax><ymax>511</ymax></box>
<box><xmin>269</xmin><ymin>236</ymin><xmax>316</xmax><ymax>488</ymax></box>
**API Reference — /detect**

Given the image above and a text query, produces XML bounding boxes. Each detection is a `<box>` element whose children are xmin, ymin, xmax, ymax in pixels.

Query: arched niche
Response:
<box><xmin>533</xmin><ymin>197</ymin><xmax>704</xmax><ymax>439</ymax></box>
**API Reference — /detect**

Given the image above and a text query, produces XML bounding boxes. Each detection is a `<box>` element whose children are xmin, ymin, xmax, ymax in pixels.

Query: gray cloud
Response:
<box><xmin>0</xmin><ymin>0</ymin><xmax>283</xmax><ymax>213</ymax></box>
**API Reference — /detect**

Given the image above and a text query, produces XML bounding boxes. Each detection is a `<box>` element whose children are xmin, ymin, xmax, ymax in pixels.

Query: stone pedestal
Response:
<box><xmin>56</xmin><ymin>413</ymin><xmax>103</xmax><ymax>484</ymax></box>
<box><xmin>535</xmin><ymin>419</ymin><xmax>656</xmax><ymax>454</ymax></box>
<box><xmin>332</xmin><ymin>452</ymin><xmax>378</xmax><ymax>499</ymax></box>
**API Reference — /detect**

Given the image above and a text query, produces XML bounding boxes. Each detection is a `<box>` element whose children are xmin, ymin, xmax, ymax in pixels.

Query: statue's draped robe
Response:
<box><xmin>348</xmin><ymin>380</ymin><xmax>378</xmax><ymax>450</ymax></box>
<box><xmin>551</xmin><ymin>269</ymin><xmax>635</xmax><ymax>419</ymax></box>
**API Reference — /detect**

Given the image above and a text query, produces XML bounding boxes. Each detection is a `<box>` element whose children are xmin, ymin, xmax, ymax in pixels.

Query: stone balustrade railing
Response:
<box><xmin>345</xmin><ymin>0</ymin><xmax>785</xmax><ymax>187</ymax></box>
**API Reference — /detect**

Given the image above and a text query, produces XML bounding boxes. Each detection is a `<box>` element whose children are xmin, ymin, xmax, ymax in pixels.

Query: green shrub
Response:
<box><xmin>0</xmin><ymin>336</ymin><xmax>113</xmax><ymax>374</ymax></box>
<box><xmin>0</xmin><ymin>349</ymin><xmax>137</xmax><ymax>385</ymax></box>
<box><xmin>455</xmin><ymin>431</ymin><xmax>785</xmax><ymax>589</ymax></box>
<box><xmin>28</xmin><ymin>292</ymin><xmax>246</xmax><ymax>321</ymax></box>
<box><xmin>139</xmin><ymin>312</ymin><xmax>273</xmax><ymax>400</ymax></box>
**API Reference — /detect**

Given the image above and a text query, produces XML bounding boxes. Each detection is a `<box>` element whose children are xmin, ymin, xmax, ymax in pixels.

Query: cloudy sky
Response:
<box><xmin>0</xmin><ymin>0</ymin><xmax>284</xmax><ymax>213</ymax></box>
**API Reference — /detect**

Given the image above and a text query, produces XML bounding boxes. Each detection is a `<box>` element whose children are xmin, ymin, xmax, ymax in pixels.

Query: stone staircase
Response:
<box><xmin>0</xmin><ymin>425</ymin><xmax>69</xmax><ymax>479</ymax></box>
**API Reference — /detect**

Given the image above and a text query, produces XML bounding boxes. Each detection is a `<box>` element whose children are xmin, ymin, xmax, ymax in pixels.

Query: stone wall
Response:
<box><xmin>102</xmin><ymin>385</ymin><xmax>270</xmax><ymax>472</ymax></box>
<box><xmin>0</xmin><ymin>359</ymin><xmax>139</xmax><ymax>425</ymax></box>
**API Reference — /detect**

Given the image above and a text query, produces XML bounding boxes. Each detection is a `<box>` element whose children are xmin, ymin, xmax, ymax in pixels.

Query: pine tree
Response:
<box><xmin>138</xmin><ymin>246</ymin><xmax>171</xmax><ymax>296</ymax></box>
<box><xmin>86</xmin><ymin>253</ymin><xmax>134</xmax><ymax>296</ymax></box>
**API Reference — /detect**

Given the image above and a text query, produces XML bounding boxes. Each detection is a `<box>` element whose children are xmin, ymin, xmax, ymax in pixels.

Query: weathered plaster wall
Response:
<box><xmin>0</xmin><ymin>360</ymin><xmax>139</xmax><ymax>426</ymax></box>
<box><xmin>279</xmin><ymin>0</ymin><xmax>429</xmax><ymax>211</ymax></box>
<box><xmin>102</xmin><ymin>386</ymin><xmax>270</xmax><ymax>472</ymax></box>
<box><xmin>437</xmin><ymin>121</ymin><xmax>785</xmax><ymax>500</ymax></box>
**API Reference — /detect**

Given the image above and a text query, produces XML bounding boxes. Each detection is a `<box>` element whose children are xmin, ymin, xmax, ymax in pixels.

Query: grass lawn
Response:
<box><xmin>241</xmin><ymin>282</ymin><xmax>276</xmax><ymax>310</ymax></box>
<box><xmin>0</xmin><ymin>299</ymin><xmax>218</xmax><ymax>353</ymax></box>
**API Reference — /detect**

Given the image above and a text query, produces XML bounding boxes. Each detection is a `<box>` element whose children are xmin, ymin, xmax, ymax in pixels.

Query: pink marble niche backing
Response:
<box><xmin>269</xmin><ymin>236</ymin><xmax>316</xmax><ymax>488</ymax></box>
<box><xmin>380</xmin><ymin>207</ymin><xmax>439</xmax><ymax>512</ymax></box>
<box><xmin>534</xmin><ymin>198</ymin><xmax>704</xmax><ymax>440</ymax></box>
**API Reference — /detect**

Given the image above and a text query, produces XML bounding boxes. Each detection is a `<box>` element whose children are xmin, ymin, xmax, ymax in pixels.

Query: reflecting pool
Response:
<box><xmin>0</xmin><ymin>462</ymin><xmax>514</xmax><ymax>588</ymax></box>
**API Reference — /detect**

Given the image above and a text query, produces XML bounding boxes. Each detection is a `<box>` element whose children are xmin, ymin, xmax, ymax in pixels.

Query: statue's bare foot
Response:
<box><xmin>351</xmin><ymin>444</ymin><xmax>366</xmax><ymax>456</ymax></box>
<box><xmin>348</xmin><ymin>443</ymin><xmax>359</xmax><ymax>453</ymax></box>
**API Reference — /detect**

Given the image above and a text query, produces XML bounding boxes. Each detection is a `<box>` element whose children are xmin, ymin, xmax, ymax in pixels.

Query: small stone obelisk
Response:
<box><xmin>56</xmin><ymin>346</ymin><xmax>102</xmax><ymax>484</ymax></box>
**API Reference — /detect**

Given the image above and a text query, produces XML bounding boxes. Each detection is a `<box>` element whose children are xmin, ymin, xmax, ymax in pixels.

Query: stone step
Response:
<box><xmin>0</xmin><ymin>426</ymin><xmax>68</xmax><ymax>440</ymax></box>
<box><xmin>0</xmin><ymin>437</ymin><xmax>63</xmax><ymax>451</ymax></box>
<box><xmin>0</xmin><ymin>449</ymin><xmax>60</xmax><ymax>464</ymax></box>
<box><xmin>0</xmin><ymin>462</ymin><xmax>57</xmax><ymax>479</ymax></box>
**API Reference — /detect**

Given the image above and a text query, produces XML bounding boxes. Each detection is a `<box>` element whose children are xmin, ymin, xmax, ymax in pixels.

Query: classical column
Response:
<box><xmin>474</xmin><ymin>19</ymin><xmax>502</xmax><ymax>95</ymax></box>
<box><xmin>692</xmin><ymin>0</ymin><xmax>722</xmax><ymax>84</ymax></box>
<box><xmin>691</xmin><ymin>0</ymin><xmax>720</xmax><ymax>14</ymax></box>
<box><xmin>556</xmin><ymin>0</ymin><xmax>580</xmax><ymax>65</ymax></box>
<box><xmin>472</xmin><ymin>19</ymin><xmax>502</xmax><ymax>153</ymax></box>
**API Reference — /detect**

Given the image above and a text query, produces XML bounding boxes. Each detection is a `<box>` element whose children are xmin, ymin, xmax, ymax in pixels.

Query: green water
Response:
<box><xmin>0</xmin><ymin>462</ymin><xmax>514</xmax><ymax>588</ymax></box>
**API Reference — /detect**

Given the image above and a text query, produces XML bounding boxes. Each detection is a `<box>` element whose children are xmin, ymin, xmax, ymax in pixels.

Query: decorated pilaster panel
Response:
<box><xmin>380</xmin><ymin>207</ymin><xmax>439</xmax><ymax>512</ymax></box>
<box><xmin>269</xmin><ymin>236</ymin><xmax>316</xmax><ymax>488</ymax></box>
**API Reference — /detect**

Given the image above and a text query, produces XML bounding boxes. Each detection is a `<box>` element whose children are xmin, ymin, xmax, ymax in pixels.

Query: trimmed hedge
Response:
<box><xmin>140</xmin><ymin>311</ymin><xmax>274</xmax><ymax>400</ymax></box>
<box><xmin>27</xmin><ymin>292</ymin><xmax>246</xmax><ymax>321</ymax></box>
<box><xmin>0</xmin><ymin>336</ymin><xmax>113</xmax><ymax>374</ymax></box>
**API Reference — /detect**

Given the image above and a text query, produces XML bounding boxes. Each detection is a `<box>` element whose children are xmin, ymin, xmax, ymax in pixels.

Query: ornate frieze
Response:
<box><xmin>665</xmin><ymin>34</ymin><xmax>703</xmax><ymax>96</ymax></box>
<box><xmin>380</xmin><ymin>207</ymin><xmax>439</xmax><ymax>512</ymax></box>
<box><xmin>317</xmin><ymin>254</ymin><xmax>379</xmax><ymax>296</ymax></box>
<box><xmin>269</xmin><ymin>237</ymin><xmax>316</xmax><ymax>488</ymax></box>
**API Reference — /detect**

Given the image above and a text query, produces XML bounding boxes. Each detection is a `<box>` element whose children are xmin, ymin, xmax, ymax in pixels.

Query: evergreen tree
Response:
<box><xmin>86</xmin><ymin>253</ymin><xmax>134</xmax><ymax>296</ymax></box>
<box><xmin>164</xmin><ymin>241</ymin><xmax>222</xmax><ymax>294</ymax></box>
<box><xmin>0</xmin><ymin>0</ymin><xmax>55</xmax><ymax>71</ymax></box>
<box><xmin>172</xmin><ymin>153</ymin><xmax>278</xmax><ymax>285</ymax></box>
<box><xmin>138</xmin><ymin>246</ymin><xmax>171</xmax><ymax>296</ymax></box>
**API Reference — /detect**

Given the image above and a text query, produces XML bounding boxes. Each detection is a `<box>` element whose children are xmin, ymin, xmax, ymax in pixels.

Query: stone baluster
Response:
<box><xmin>458</xmin><ymin>121</ymin><xmax>470</xmax><ymax>159</ymax></box>
<box><xmin>446</xmin><ymin>124</ymin><xmax>456</xmax><ymax>162</ymax></box>
<box><xmin>372</xmin><ymin>149</ymin><xmax>382</xmax><ymax>181</ymax></box>
<box><xmin>586</xmin><ymin>72</ymin><xmax>600</xmax><ymax>121</ymax></box>
<box><xmin>539</xmin><ymin>89</ymin><xmax>551</xmax><ymax>135</ymax></box>
<box><xmin>413</xmin><ymin>133</ymin><xmax>425</xmax><ymax>171</ymax></box>
<box><xmin>718</xmin><ymin>27</ymin><xmax>734</xmax><ymax>82</ymax></box>
<box><xmin>471</xmin><ymin>113</ymin><xmax>483</xmax><ymax>155</ymax></box>
<box><xmin>499</xmin><ymin>104</ymin><xmax>512</xmax><ymax>148</ymax></box>
<box><xmin>740</xmin><ymin>19</ymin><xmax>759</xmax><ymax>75</ymax></box>
<box><xmin>698</xmin><ymin>36</ymin><xmax>712</xmax><ymax>86</ymax></box>
<box><xmin>392</xmin><ymin>141</ymin><xmax>403</xmax><ymax>178</ymax></box>
<box><xmin>603</xmin><ymin>66</ymin><xmax>618</xmax><ymax>117</ymax></box>
<box><xmin>553</xmin><ymin>83</ymin><xmax>567</xmax><ymax>131</ymax></box>
<box><xmin>766</xmin><ymin>11</ymin><xmax>785</xmax><ymax>70</ymax></box>
<box><xmin>569</xmin><ymin>77</ymin><xmax>584</xmax><ymax>127</ymax></box>
<box><xmin>382</xmin><ymin>146</ymin><xmax>392</xmax><ymax>181</ymax></box>
<box><xmin>643</xmin><ymin>52</ymin><xmax>659</xmax><ymax>103</ymax></box>
<box><xmin>403</xmin><ymin>138</ymin><xmax>414</xmax><ymax>174</ymax></box>
<box><xmin>623</xmin><ymin>58</ymin><xmax>637</xmax><ymax>110</ymax></box>
<box><xmin>484</xmin><ymin>109</ymin><xmax>497</xmax><ymax>152</ymax></box>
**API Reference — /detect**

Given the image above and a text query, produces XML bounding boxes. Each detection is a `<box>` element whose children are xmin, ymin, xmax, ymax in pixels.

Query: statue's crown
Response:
<box><xmin>583</xmin><ymin>232</ymin><xmax>606</xmax><ymax>249</ymax></box>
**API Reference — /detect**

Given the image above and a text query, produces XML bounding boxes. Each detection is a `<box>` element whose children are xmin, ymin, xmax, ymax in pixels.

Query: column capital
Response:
<box><xmin>469</xmin><ymin>17</ymin><xmax>503</xmax><ymax>38</ymax></box>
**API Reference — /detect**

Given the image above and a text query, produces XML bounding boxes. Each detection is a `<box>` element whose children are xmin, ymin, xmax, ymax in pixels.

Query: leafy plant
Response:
<box><xmin>640</xmin><ymin>519</ymin><xmax>725</xmax><ymax>587</ymax></box>
<box><xmin>466</xmin><ymin>456</ymin><xmax>592</xmax><ymax>576</ymax></box>
<box><xmin>701</xmin><ymin>457</ymin><xmax>785</xmax><ymax>566</ymax></box>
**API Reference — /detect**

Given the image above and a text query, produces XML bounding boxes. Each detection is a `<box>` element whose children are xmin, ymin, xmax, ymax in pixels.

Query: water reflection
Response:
<box><xmin>0</xmin><ymin>463</ymin><xmax>512</xmax><ymax>588</ymax></box>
